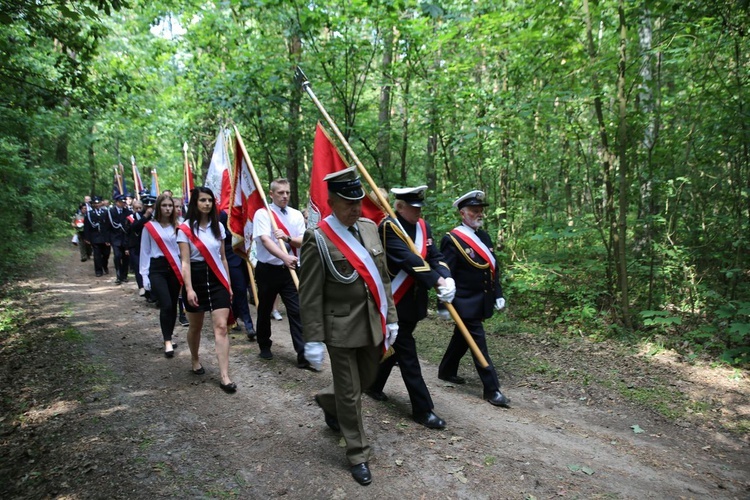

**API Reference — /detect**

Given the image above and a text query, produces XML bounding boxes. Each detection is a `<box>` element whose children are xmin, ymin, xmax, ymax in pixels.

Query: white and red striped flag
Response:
<box><xmin>228</xmin><ymin>135</ymin><xmax>265</xmax><ymax>258</ymax></box>
<box><xmin>205</xmin><ymin>128</ymin><xmax>232</xmax><ymax>212</ymax></box>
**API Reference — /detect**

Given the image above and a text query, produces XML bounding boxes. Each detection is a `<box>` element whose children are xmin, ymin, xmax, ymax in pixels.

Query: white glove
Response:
<box><xmin>436</xmin><ymin>277</ymin><xmax>456</xmax><ymax>303</ymax></box>
<box><xmin>437</xmin><ymin>308</ymin><xmax>451</xmax><ymax>320</ymax></box>
<box><xmin>143</xmin><ymin>276</ymin><xmax>151</xmax><ymax>291</ymax></box>
<box><xmin>303</xmin><ymin>342</ymin><xmax>326</xmax><ymax>371</ymax></box>
<box><xmin>495</xmin><ymin>297</ymin><xmax>506</xmax><ymax>311</ymax></box>
<box><xmin>385</xmin><ymin>323</ymin><xmax>399</xmax><ymax>350</ymax></box>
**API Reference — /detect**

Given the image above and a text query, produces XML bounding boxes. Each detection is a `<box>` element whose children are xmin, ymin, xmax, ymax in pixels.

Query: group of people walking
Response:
<box><xmin>74</xmin><ymin>172</ymin><xmax>512</xmax><ymax>486</ymax></box>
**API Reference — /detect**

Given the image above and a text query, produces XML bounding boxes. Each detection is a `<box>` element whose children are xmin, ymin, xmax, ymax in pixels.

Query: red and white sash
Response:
<box><xmin>269</xmin><ymin>208</ymin><xmax>298</xmax><ymax>256</ymax></box>
<box><xmin>145</xmin><ymin>221</ymin><xmax>183</xmax><ymax>286</ymax></box>
<box><xmin>390</xmin><ymin>218</ymin><xmax>427</xmax><ymax>304</ymax></box>
<box><xmin>318</xmin><ymin>216</ymin><xmax>388</xmax><ymax>338</ymax></box>
<box><xmin>451</xmin><ymin>226</ymin><xmax>496</xmax><ymax>277</ymax></box>
<box><xmin>178</xmin><ymin>223</ymin><xmax>230</xmax><ymax>293</ymax></box>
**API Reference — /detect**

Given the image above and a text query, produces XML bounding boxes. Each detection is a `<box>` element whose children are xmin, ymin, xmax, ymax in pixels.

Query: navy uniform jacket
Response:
<box><xmin>439</xmin><ymin>227</ymin><xmax>503</xmax><ymax>321</ymax></box>
<box><xmin>108</xmin><ymin>206</ymin><xmax>132</xmax><ymax>247</ymax></box>
<box><xmin>127</xmin><ymin>211</ymin><xmax>149</xmax><ymax>251</ymax></box>
<box><xmin>219</xmin><ymin>210</ymin><xmax>243</xmax><ymax>269</ymax></box>
<box><xmin>380</xmin><ymin>214</ymin><xmax>450</xmax><ymax>324</ymax></box>
<box><xmin>84</xmin><ymin>207</ymin><xmax>110</xmax><ymax>245</ymax></box>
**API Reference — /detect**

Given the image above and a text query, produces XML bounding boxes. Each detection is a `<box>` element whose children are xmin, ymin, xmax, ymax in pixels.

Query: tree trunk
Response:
<box><xmin>399</xmin><ymin>77</ymin><xmax>410</xmax><ymax>184</ymax></box>
<box><xmin>286</xmin><ymin>30</ymin><xmax>302</xmax><ymax>207</ymax></box>
<box><xmin>583</xmin><ymin>0</ymin><xmax>616</xmax><ymax>306</ymax></box>
<box><xmin>88</xmin><ymin>120</ymin><xmax>98</xmax><ymax>197</ymax></box>
<box><xmin>615</xmin><ymin>0</ymin><xmax>631</xmax><ymax>328</ymax></box>
<box><xmin>377</xmin><ymin>25</ymin><xmax>394</xmax><ymax>178</ymax></box>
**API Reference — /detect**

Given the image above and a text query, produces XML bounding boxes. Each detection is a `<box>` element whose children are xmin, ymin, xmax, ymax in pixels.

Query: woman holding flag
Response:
<box><xmin>177</xmin><ymin>187</ymin><xmax>236</xmax><ymax>393</ymax></box>
<box><xmin>140</xmin><ymin>194</ymin><xmax>183</xmax><ymax>358</ymax></box>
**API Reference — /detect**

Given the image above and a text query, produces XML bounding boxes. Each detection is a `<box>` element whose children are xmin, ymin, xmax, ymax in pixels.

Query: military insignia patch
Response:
<box><xmin>466</xmin><ymin>247</ymin><xmax>475</xmax><ymax>258</ymax></box>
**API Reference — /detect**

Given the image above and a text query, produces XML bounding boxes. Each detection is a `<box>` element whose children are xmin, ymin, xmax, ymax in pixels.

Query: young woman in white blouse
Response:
<box><xmin>177</xmin><ymin>187</ymin><xmax>235</xmax><ymax>393</ymax></box>
<box><xmin>140</xmin><ymin>194</ymin><xmax>182</xmax><ymax>358</ymax></box>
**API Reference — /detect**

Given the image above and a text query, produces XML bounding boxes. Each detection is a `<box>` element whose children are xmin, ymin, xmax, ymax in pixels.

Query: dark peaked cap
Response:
<box><xmin>324</xmin><ymin>166</ymin><xmax>365</xmax><ymax>200</ymax></box>
<box><xmin>453</xmin><ymin>190</ymin><xmax>489</xmax><ymax>209</ymax></box>
<box><xmin>391</xmin><ymin>185</ymin><xmax>428</xmax><ymax>207</ymax></box>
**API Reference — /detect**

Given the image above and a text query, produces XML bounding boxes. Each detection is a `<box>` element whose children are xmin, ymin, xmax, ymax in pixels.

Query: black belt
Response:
<box><xmin>258</xmin><ymin>262</ymin><xmax>287</xmax><ymax>270</ymax></box>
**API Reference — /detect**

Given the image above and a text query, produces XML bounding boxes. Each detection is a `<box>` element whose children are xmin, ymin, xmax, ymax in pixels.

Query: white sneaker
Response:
<box><xmin>139</xmin><ymin>288</ymin><xmax>146</xmax><ymax>297</ymax></box>
<box><xmin>272</xmin><ymin>309</ymin><xmax>282</xmax><ymax>321</ymax></box>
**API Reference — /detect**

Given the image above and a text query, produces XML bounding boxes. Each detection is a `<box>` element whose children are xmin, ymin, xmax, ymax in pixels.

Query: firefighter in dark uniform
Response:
<box><xmin>108</xmin><ymin>194</ymin><xmax>133</xmax><ymax>284</ymax></box>
<box><xmin>127</xmin><ymin>197</ymin><xmax>151</xmax><ymax>295</ymax></box>
<box><xmin>437</xmin><ymin>190</ymin><xmax>511</xmax><ymax>408</ymax></box>
<box><xmin>366</xmin><ymin>186</ymin><xmax>456</xmax><ymax>429</ymax></box>
<box><xmin>83</xmin><ymin>195</ymin><xmax>111</xmax><ymax>277</ymax></box>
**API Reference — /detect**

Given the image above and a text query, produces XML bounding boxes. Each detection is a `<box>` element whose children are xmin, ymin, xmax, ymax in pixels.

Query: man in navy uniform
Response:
<box><xmin>437</xmin><ymin>190</ymin><xmax>510</xmax><ymax>408</ymax></box>
<box><xmin>83</xmin><ymin>195</ymin><xmax>111</xmax><ymax>277</ymax></box>
<box><xmin>108</xmin><ymin>194</ymin><xmax>132</xmax><ymax>284</ymax></box>
<box><xmin>366</xmin><ymin>186</ymin><xmax>455</xmax><ymax>429</ymax></box>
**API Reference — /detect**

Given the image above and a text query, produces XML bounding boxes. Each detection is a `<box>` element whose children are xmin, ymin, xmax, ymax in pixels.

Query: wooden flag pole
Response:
<box><xmin>182</xmin><ymin>142</ymin><xmax>190</xmax><ymax>203</ymax></box>
<box><xmin>296</xmin><ymin>66</ymin><xmax>488</xmax><ymax>368</ymax></box>
<box><xmin>131</xmin><ymin>156</ymin><xmax>140</xmax><ymax>200</ymax></box>
<box><xmin>233</xmin><ymin>125</ymin><xmax>299</xmax><ymax>290</ymax></box>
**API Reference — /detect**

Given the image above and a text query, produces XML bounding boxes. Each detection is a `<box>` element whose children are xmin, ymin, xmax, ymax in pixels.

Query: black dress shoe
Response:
<box><xmin>438</xmin><ymin>374</ymin><xmax>466</xmax><ymax>385</ymax></box>
<box><xmin>259</xmin><ymin>348</ymin><xmax>273</xmax><ymax>360</ymax></box>
<box><xmin>365</xmin><ymin>389</ymin><xmax>388</xmax><ymax>402</ymax></box>
<box><xmin>484</xmin><ymin>390</ymin><xmax>511</xmax><ymax>408</ymax></box>
<box><xmin>413</xmin><ymin>410</ymin><xmax>446</xmax><ymax>429</ymax></box>
<box><xmin>314</xmin><ymin>395</ymin><xmax>340</xmax><ymax>432</ymax></box>
<box><xmin>350</xmin><ymin>462</ymin><xmax>372</xmax><ymax>486</ymax></box>
<box><xmin>219</xmin><ymin>381</ymin><xmax>237</xmax><ymax>393</ymax></box>
<box><xmin>164</xmin><ymin>349</ymin><xmax>174</xmax><ymax>358</ymax></box>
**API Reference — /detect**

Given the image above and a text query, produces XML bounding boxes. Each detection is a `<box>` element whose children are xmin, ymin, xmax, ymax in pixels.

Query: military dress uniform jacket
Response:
<box><xmin>127</xmin><ymin>212</ymin><xmax>149</xmax><ymax>251</ymax></box>
<box><xmin>108</xmin><ymin>206</ymin><xmax>132</xmax><ymax>247</ymax></box>
<box><xmin>439</xmin><ymin>227</ymin><xmax>503</xmax><ymax>321</ymax></box>
<box><xmin>300</xmin><ymin>217</ymin><xmax>397</xmax><ymax>349</ymax></box>
<box><xmin>84</xmin><ymin>208</ymin><xmax>111</xmax><ymax>245</ymax></box>
<box><xmin>380</xmin><ymin>214</ymin><xmax>450</xmax><ymax>324</ymax></box>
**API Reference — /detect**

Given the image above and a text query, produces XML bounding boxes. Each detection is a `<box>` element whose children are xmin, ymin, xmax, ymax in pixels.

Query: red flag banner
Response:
<box><xmin>228</xmin><ymin>136</ymin><xmax>265</xmax><ymax>258</ymax></box>
<box><xmin>308</xmin><ymin>122</ymin><xmax>385</xmax><ymax>228</ymax></box>
<box><xmin>205</xmin><ymin>128</ymin><xmax>232</xmax><ymax>212</ymax></box>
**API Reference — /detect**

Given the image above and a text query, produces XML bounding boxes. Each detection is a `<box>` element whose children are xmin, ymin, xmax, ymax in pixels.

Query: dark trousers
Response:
<box><xmin>438</xmin><ymin>318</ymin><xmax>500</xmax><ymax>394</ymax></box>
<box><xmin>229</xmin><ymin>263</ymin><xmax>253</xmax><ymax>330</ymax></box>
<box><xmin>112</xmin><ymin>243</ymin><xmax>129</xmax><ymax>281</ymax></box>
<box><xmin>369</xmin><ymin>321</ymin><xmax>433</xmax><ymax>413</ymax></box>
<box><xmin>316</xmin><ymin>344</ymin><xmax>380</xmax><ymax>465</ymax></box>
<box><xmin>149</xmin><ymin>258</ymin><xmax>180</xmax><ymax>342</ymax></box>
<box><xmin>255</xmin><ymin>262</ymin><xmax>304</xmax><ymax>359</ymax></box>
<box><xmin>129</xmin><ymin>247</ymin><xmax>143</xmax><ymax>289</ymax></box>
<box><xmin>78</xmin><ymin>231</ymin><xmax>92</xmax><ymax>260</ymax></box>
<box><xmin>91</xmin><ymin>242</ymin><xmax>110</xmax><ymax>275</ymax></box>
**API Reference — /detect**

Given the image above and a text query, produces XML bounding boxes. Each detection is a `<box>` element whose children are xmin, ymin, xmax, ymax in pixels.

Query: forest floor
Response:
<box><xmin>0</xmin><ymin>240</ymin><xmax>748</xmax><ymax>499</ymax></box>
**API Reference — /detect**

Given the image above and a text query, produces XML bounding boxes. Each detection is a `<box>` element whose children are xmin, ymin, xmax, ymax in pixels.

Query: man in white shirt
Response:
<box><xmin>252</xmin><ymin>178</ymin><xmax>309</xmax><ymax>368</ymax></box>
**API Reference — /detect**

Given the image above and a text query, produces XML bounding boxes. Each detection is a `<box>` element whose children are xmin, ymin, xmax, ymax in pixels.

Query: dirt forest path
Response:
<box><xmin>1</xmin><ymin>242</ymin><xmax>749</xmax><ymax>499</ymax></box>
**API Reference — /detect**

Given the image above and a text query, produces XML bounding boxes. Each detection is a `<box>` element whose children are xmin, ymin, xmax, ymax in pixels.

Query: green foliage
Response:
<box><xmin>0</xmin><ymin>0</ymin><xmax>748</xmax><ymax>367</ymax></box>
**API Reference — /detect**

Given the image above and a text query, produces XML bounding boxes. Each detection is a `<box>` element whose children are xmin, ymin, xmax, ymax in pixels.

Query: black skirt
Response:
<box><xmin>183</xmin><ymin>260</ymin><xmax>231</xmax><ymax>313</ymax></box>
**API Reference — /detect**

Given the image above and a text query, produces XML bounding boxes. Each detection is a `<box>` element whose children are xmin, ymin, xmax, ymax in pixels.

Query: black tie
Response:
<box><xmin>280</xmin><ymin>208</ymin><xmax>287</xmax><ymax>215</ymax></box>
<box><xmin>348</xmin><ymin>225</ymin><xmax>361</xmax><ymax>243</ymax></box>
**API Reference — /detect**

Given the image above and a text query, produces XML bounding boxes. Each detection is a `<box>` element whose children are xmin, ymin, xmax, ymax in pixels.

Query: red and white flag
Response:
<box><xmin>205</xmin><ymin>128</ymin><xmax>232</xmax><ymax>212</ymax></box>
<box><xmin>308</xmin><ymin>122</ymin><xmax>385</xmax><ymax>228</ymax></box>
<box><xmin>228</xmin><ymin>135</ymin><xmax>265</xmax><ymax>258</ymax></box>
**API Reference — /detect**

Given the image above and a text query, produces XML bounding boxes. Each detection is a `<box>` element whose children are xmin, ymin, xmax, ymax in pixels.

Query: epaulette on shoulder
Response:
<box><xmin>358</xmin><ymin>217</ymin><xmax>377</xmax><ymax>228</ymax></box>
